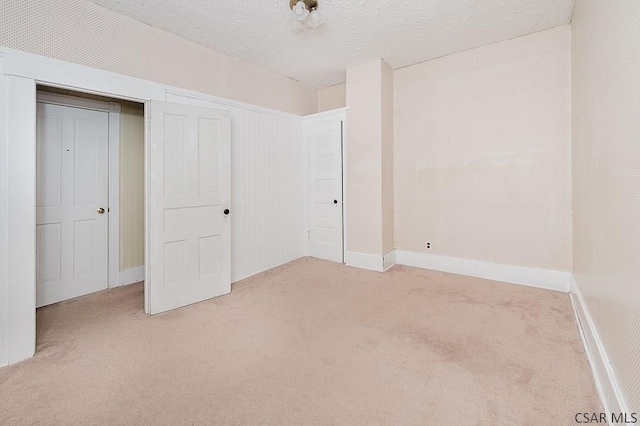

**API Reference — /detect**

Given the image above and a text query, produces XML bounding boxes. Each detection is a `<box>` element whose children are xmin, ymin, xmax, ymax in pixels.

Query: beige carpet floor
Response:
<box><xmin>0</xmin><ymin>258</ymin><xmax>600</xmax><ymax>425</ymax></box>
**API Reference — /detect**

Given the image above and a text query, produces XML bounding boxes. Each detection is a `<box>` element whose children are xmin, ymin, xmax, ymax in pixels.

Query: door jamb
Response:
<box><xmin>107</xmin><ymin>103</ymin><xmax>121</xmax><ymax>289</ymax></box>
<box><xmin>340</xmin><ymin>119</ymin><xmax>347</xmax><ymax>263</ymax></box>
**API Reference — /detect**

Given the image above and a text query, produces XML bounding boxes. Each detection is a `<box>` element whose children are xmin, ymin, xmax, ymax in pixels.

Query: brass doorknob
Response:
<box><xmin>97</xmin><ymin>207</ymin><xmax>105</xmax><ymax>214</ymax></box>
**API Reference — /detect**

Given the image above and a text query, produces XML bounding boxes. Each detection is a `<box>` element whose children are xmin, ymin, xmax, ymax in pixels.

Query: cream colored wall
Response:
<box><xmin>346</xmin><ymin>60</ymin><xmax>384</xmax><ymax>256</ymax></box>
<box><xmin>572</xmin><ymin>1</ymin><xmax>640</xmax><ymax>412</ymax></box>
<box><xmin>0</xmin><ymin>0</ymin><xmax>317</xmax><ymax>115</ymax></box>
<box><xmin>381</xmin><ymin>62</ymin><xmax>394</xmax><ymax>255</ymax></box>
<box><xmin>119</xmin><ymin>101</ymin><xmax>145</xmax><ymax>271</ymax></box>
<box><xmin>345</xmin><ymin>59</ymin><xmax>394</xmax><ymax>257</ymax></box>
<box><xmin>317</xmin><ymin>83</ymin><xmax>346</xmax><ymax>113</ymax></box>
<box><xmin>394</xmin><ymin>25</ymin><xmax>572</xmax><ymax>270</ymax></box>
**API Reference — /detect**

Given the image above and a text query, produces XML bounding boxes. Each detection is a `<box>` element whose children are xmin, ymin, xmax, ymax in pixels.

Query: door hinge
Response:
<box><xmin>308</xmin><ymin>230</ymin><xmax>311</xmax><ymax>239</ymax></box>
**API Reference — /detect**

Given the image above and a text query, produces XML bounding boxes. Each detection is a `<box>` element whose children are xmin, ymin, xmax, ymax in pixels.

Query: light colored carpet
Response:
<box><xmin>0</xmin><ymin>258</ymin><xmax>600</xmax><ymax>425</ymax></box>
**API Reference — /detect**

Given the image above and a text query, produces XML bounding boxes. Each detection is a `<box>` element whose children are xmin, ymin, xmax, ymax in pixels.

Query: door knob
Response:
<box><xmin>334</xmin><ymin>200</ymin><xmax>338</xmax><ymax>204</ymax></box>
<box><xmin>224</xmin><ymin>209</ymin><xmax>230</xmax><ymax>215</ymax></box>
<box><xmin>97</xmin><ymin>207</ymin><xmax>105</xmax><ymax>214</ymax></box>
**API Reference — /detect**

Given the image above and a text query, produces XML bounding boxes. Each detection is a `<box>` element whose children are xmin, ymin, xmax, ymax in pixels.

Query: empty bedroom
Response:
<box><xmin>0</xmin><ymin>0</ymin><xmax>638</xmax><ymax>424</ymax></box>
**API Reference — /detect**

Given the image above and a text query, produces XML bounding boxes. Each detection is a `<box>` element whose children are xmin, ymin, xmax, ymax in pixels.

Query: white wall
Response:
<box><xmin>393</xmin><ymin>25</ymin><xmax>572</xmax><ymax>271</ymax></box>
<box><xmin>166</xmin><ymin>93</ymin><xmax>304</xmax><ymax>283</ymax></box>
<box><xmin>572</xmin><ymin>0</ymin><xmax>640</xmax><ymax>413</ymax></box>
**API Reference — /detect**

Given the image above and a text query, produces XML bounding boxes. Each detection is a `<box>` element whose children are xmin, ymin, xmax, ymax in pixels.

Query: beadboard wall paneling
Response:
<box><xmin>572</xmin><ymin>0</ymin><xmax>640</xmax><ymax>413</ymax></box>
<box><xmin>166</xmin><ymin>92</ymin><xmax>304</xmax><ymax>283</ymax></box>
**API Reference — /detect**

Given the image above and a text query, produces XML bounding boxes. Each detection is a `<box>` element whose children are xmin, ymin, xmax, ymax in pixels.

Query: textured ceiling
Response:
<box><xmin>86</xmin><ymin>0</ymin><xmax>574</xmax><ymax>88</ymax></box>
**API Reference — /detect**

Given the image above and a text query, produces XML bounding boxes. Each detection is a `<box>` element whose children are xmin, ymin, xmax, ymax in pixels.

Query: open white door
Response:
<box><xmin>308</xmin><ymin>119</ymin><xmax>344</xmax><ymax>263</ymax></box>
<box><xmin>148</xmin><ymin>101</ymin><xmax>231</xmax><ymax>314</ymax></box>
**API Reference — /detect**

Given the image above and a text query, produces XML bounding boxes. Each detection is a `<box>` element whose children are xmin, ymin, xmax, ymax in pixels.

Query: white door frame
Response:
<box><xmin>36</xmin><ymin>90</ymin><xmax>122</xmax><ymax>290</ymax></box>
<box><xmin>0</xmin><ymin>46</ymin><xmax>308</xmax><ymax>367</ymax></box>
<box><xmin>302</xmin><ymin>108</ymin><xmax>349</xmax><ymax>262</ymax></box>
<box><xmin>0</xmin><ymin>48</ymin><xmax>163</xmax><ymax>366</ymax></box>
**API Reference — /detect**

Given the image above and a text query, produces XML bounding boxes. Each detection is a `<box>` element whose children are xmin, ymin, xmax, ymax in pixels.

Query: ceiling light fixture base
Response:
<box><xmin>289</xmin><ymin>0</ymin><xmax>323</xmax><ymax>29</ymax></box>
<box><xmin>289</xmin><ymin>0</ymin><xmax>318</xmax><ymax>11</ymax></box>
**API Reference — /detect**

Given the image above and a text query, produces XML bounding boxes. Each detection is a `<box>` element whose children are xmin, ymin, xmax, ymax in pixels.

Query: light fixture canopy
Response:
<box><xmin>289</xmin><ymin>0</ymin><xmax>323</xmax><ymax>29</ymax></box>
<box><xmin>289</xmin><ymin>0</ymin><xmax>318</xmax><ymax>12</ymax></box>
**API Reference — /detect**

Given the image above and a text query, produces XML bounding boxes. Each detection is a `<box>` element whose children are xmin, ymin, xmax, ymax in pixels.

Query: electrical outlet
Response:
<box><xmin>425</xmin><ymin>241</ymin><xmax>432</xmax><ymax>250</ymax></box>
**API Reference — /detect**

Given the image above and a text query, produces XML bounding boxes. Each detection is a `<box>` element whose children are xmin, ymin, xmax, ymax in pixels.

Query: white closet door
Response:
<box><xmin>148</xmin><ymin>101</ymin><xmax>231</xmax><ymax>314</ymax></box>
<box><xmin>309</xmin><ymin>119</ymin><xmax>344</xmax><ymax>263</ymax></box>
<box><xmin>36</xmin><ymin>102</ymin><xmax>109</xmax><ymax>307</ymax></box>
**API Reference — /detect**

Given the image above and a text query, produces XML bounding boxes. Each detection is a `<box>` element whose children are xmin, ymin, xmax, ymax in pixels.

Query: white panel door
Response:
<box><xmin>309</xmin><ymin>119</ymin><xmax>344</xmax><ymax>263</ymax></box>
<box><xmin>148</xmin><ymin>101</ymin><xmax>231</xmax><ymax>314</ymax></box>
<box><xmin>36</xmin><ymin>102</ymin><xmax>109</xmax><ymax>307</ymax></box>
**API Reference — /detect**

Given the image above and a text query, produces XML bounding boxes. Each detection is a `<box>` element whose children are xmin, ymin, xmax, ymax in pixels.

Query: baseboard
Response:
<box><xmin>345</xmin><ymin>251</ymin><xmax>384</xmax><ymax>272</ymax></box>
<box><xmin>394</xmin><ymin>250</ymin><xmax>571</xmax><ymax>292</ymax></box>
<box><xmin>119</xmin><ymin>266</ymin><xmax>145</xmax><ymax>286</ymax></box>
<box><xmin>383</xmin><ymin>250</ymin><xmax>396</xmax><ymax>271</ymax></box>
<box><xmin>570</xmin><ymin>276</ymin><xmax>629</xmax><ymax>418</ymax></box>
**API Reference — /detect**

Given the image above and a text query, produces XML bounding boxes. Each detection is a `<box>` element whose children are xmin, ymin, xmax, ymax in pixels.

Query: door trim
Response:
<box><xmin>341</xmin><ymin>117</ymin><xmax>347</xmax><ymax>263</ymax></box>
<box><xmin>35</xmin><ymin>90</ymin><xmax>122</xmax><ymax>290</ymax></box>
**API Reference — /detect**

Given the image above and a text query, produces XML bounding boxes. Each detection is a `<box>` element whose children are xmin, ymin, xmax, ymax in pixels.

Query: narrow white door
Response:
<box><xmin>148</xmin><ymin>101</ymin><xmax>231</xmax><ymax>314</ymax></box>
<box><xmin>309</xmin><ymin>119</ymin><xmax>344</xmax><ymax>263</ymax></box>
<box><xmin>36</xmin><ymin>102</ymin><xmax>109</xmax><ymax>307</ymax></box>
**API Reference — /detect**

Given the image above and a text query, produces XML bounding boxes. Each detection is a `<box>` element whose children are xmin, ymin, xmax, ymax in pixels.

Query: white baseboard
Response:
<box><xmin>383</xmin><ymin>250</ymin><xmax>396</xmax><ymax>271</ymax></box>
<box><xmin>570</xmin><ymin>276</ymin><xmax>628</xmax><ymax>418</ymax></box>
<box><xmin>345</xmin><ymin>251</ymin><xmax>384</xmax><ymax>272</ymax></box>
<box><xmin>119</xmin><ymin>266</ymin><xmax>145</xmax><ymax>286</ymax></box>
<box><xmin>394</xmin><ymin>250</ymin><xmax>571</xmax><ymax>292</ymax></box>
